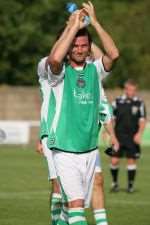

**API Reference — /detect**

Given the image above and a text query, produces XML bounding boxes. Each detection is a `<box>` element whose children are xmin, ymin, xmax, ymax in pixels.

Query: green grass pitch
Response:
<box><xmin>0</xmin><ymin>145</ymin><xmax>149</xmax><ymax>225</ymax></box>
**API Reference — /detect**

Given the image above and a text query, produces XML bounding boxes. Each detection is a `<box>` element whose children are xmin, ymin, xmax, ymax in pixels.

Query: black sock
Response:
<box><xmin>128</xmin><ymin>169</ymin><xmax>136</xmax><ymax>188</ymax></box>
<box><xmin>110</xmin><ymin>167</ymin><xmax>119</xmax><ymax>184</ymax></box>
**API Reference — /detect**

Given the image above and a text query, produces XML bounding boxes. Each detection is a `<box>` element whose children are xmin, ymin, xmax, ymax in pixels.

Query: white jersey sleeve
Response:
<box><xmin>93</xmin><ymin>57</ymin><xmax>110</xmax><ymax>80</ymax></box>
<box><xmin>37</xmin><ymin>57</ymin><xmax>48</xmax><ymax>82</ymax></box>
<box><xmin>99</xmin><ymin>86</ymin><xmax>112</xmax><ymax>124</ymax></box>
<box><xmin>37</xmin><ymin>57</ymin><xmax>65</xmax><ymax>86</ymax></box>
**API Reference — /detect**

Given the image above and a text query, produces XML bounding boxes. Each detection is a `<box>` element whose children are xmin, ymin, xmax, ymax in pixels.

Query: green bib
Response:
<box><xmin>48</xmin><ymin>63</ymin><xmax>101</xmax><ymax>153</ymax></box>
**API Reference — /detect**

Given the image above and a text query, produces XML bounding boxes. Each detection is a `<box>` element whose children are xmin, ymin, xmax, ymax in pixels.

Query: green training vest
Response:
<box><xmin>48</xmin><ymin>63</ymin><xmax>101</xmax><ymax>153</ymax></box>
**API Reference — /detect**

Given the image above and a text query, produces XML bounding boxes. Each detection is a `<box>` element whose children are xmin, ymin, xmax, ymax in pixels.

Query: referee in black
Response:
<box><xmin>110</xmin><ymin>79</ymin><xmax>146</xmax><ymax>193</ymax></box>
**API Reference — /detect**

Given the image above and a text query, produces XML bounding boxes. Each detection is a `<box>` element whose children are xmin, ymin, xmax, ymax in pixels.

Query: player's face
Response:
<box><xmin>124</xmin><ymin>84</ymin><xmax>137</xmax><ymax>98</ymax></box>
<box><xmin>69</xmin><ymin>36</ymin><xmax>90</xmax><ymax>66</ymax></box>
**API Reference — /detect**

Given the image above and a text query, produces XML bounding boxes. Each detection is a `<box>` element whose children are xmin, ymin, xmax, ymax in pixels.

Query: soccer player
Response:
<box><xmin>38</xmin><ymin>2</ymin><xmax>119</xmax><ymax>225</ymax></box>
<box><xmin>110</xmin><ymin>79</ymin><xmax>146</xmax><ymax>193</ymax></box>
<box><xmin>37</xmin><ymin>47</ymin><xmax>118</xmax><ymax>225</ymax></box>
<box><xmin>37</xmin><ymin>81</ymin><xmax>118</xmax><ymax>225</ymax></box>
<box><xmin>37</xmin><ymin>81</ymin><xmax>63</xmax><ymax>225</ymax></box>
<box><xmin>37</xmin><ymin>43</ymin><xmax>119</xmax><ymax>225</ymax></box>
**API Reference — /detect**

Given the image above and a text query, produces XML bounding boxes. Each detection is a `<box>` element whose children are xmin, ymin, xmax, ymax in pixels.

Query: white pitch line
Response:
<box><xmin>107</xmin><ymin>199</ymin><xmax>150</xmax><ymax>206</ymax></box>
<box><xmin>0</xmin><ymin>191</ymin><xmax>150</xmax><ymax>206</ymax></box>
<box><xmin>0</xmin><ymin>190</ymin><xmax>49</xmax><ymax>200</ymax></box>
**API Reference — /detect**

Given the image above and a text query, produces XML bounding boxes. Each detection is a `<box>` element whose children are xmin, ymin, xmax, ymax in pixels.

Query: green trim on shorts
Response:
<box><xmin>57</xmin><ymin>176</ymin><xmax>68</xmax><ymax>203</ymax></box>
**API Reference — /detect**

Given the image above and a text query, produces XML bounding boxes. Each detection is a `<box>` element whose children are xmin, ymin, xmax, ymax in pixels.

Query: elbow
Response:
<box><xmin>111</xmin><ymin>49</ymin><xmax>120</xmax><ymax>61</ymax></box>
<box><xmin>48</xmin><ymin>54</ymin><xmax>60</xmax><ymax>66</ymax></box>
<box><xmin>47</xmin><ymin>55</ymin><xmax>62</xmax><ymax>75</ymax></box>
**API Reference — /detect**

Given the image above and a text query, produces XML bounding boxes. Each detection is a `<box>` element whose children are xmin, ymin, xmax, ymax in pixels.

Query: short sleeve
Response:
<box><xmin>112</xmin><ymin>99</ymin><xmax>117</xmax><ymax>118</ymax></box>
<box><xmin>139</xmin><ymin>101</ymin><xmax>146</xmax><ymax>119</ymax></box>
<box><xmin>99</xmin><ymin>101</ymin><xmax>112</xmax><ymax>124</ymax></box>
<box><xmin>37</xmin><ymin>57</ymin><xmax>48</xmax><ymax>82</ymax></box>
<box><xmin>47</xmin><ymin>63</ymin><xmax>65</xmax><ymax>86</ymax></box>
<box><xmin>93</xmin><ymin>57</ymin><xmax>110</xmax><ymax>80</ymax></box>
<box><xmin>99</xmin><ymin>86</ymin><xmax>112</xmax><ymax>124</ymax></box>
<box><xmin>37</xmin><ymin>57</ymin><xmax>65</xmax><ymax>86</ymax></box>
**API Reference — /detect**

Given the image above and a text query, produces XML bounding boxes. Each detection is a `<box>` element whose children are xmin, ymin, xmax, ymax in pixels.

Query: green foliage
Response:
<box><xmin>0</xmin><ymin>0</ymin><xmax>149</xmax><ymax>88</ymax></box>
<box><xmin>0</xmin><ymin>0</ymin><xmax>67</xmax><ymax>85</ymax></box>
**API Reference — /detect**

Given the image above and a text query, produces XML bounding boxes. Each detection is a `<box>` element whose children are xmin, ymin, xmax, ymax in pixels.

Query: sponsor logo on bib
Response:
<box><xmin>73</xmin><ymin>90</ymin><xmax>93</xmax><ymax>104</ymax></box>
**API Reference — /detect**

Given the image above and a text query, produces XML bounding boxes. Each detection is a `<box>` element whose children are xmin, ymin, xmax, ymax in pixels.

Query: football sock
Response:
<box><xmin>127</xmin><ymin>165</ymin><xmax>137</xmax><ymax>188</ymax></box>
<box><xmin>68</xmin><ymin>208</ymin><xmax>88</xmax><ymax>225</ymax></box>
<box><xmin>110</xmin><ymin>164</ymin><xmax>119</xmax><ymax>185</ymax></box>
<box><xmin>94</xmin><ymin>208</ymin><xmax>108</xmax><ymax>225</ymax></box>
<box><xmin>51</xmin><ymin>193</ymin><xmax>62</xmax><ymax>225</ymax></box>
<box><xmin>60</xmin><ymin>205</ymin><xmax>68</xmax><ymax>222</ymax></box>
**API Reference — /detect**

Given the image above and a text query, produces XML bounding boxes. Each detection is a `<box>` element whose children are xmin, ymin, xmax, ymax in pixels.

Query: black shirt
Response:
<box><xmin>112</xmin><ymin>95</ymin><xmax>146</xmax><ymax>142</ymax></box>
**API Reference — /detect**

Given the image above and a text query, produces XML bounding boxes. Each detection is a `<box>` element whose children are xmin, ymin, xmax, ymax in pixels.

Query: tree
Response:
<box><xmin>0</xmin><ymin>0</ymin><xmax>149</xmax><ymax>88</ymax></box>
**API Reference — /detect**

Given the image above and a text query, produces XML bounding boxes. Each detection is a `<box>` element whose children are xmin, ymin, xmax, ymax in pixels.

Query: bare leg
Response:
<box><xmin>91</xmin><ymin>172</ymin><xmax>104</xmax><ymax>209</ymax></box>
<box><xmin>91</xmin><ymin>172</ymin><xmax>108</xmax><ymax>225</ymax></box>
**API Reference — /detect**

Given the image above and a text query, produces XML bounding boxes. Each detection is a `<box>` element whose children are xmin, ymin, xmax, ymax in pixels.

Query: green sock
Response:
<box><xmin>57</xmin><ymin>205</ymin><xmax>68</xmax><ymax>225</ymax></box>
<box><xmin>68</xmin><ymin>208</ymin><xmax>88</xmax><ymax>225</ymax></box>
<box><xmin>51</xmin><ymin>193</ymin><xmax>62</xmax><ymax>225</ymax></box>
<box><xmin>94</xmin><ymin>209</ymin><xmax>108</xmax><ymax>225</ymax></box>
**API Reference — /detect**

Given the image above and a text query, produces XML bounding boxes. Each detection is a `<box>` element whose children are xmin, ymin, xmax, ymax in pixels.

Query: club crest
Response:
<box><xmin>132</xmin><ymin>106</ymin><xmax>138</xmax><ymax>115</ymax></box>
<box><xmin>76</xmin><ymin>78</ymin><xmax>86</xmax><ymax>88</ymax></box>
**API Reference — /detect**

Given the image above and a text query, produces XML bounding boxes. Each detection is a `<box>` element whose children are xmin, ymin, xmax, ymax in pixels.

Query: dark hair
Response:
<box><xmin>55</xmin><ymin>27</ymin><xmax>92</xmax><ymax>44</ymax></box>
<box><xmin>75</xmin><ymin>28</ymin><xmax>92</xmax><ymax>45</ymax></box>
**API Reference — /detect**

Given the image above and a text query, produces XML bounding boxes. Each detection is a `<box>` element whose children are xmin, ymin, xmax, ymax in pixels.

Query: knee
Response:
<box><xmin>52</xmin><ymin>179</ymin><xmax>60</xmax><ymax>193</ymax></box>
<box><xmin>93</xmin><ymin>173</ymin><xmax>104</xmax><ymax>189</ymax></box>
<box><xmin>111</xmin><ymin>157</ymin><xmax>119</xmax><ymax>166</ymax></box>
<box><xmin>68</xmin><ymin>199</ymin><xmax>84</xmax><ymax>208</ymax></box>
<box><xmin>127</xmin><ymin>158</ymin><xmax>136</xmax><ymax>165</ymax></box>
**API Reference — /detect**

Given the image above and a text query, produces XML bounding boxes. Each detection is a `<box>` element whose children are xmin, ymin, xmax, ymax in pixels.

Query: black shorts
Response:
<box><xmin>114</xmin><ymin>143</ymin><xmax>141</xmax><ymax>159</ymax></box>
<box><xmin>114</xmin><ymin>133</ymin><xmax>141</xmax><ymax>159</ymax></box>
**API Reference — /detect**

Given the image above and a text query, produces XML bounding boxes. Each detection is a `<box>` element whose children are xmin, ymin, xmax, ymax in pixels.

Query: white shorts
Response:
<box><xmin>95</xmin><ymin>151</ymin><xmax>102</xmax><ymax>173</ymax></box>
<box><xmin>42</xmin><ymin>138</ymin><xmax>57</xmax><ymax>180</ymax></box>
<box><xmin>53</xmin><ymin>149</ymin><xmax>102</xmax><ymax>208</ymax></box>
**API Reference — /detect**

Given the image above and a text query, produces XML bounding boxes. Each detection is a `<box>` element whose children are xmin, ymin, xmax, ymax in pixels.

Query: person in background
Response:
<box><xmin>110</xmin><ymin>79</ymin><xmax>146</xmax><ymax>193</ymax></box>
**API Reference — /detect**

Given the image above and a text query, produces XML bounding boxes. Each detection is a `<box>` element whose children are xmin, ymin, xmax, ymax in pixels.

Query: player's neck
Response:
<box><xmin>70</xmin><ymin>60</ymin><xmax>86</xmax><ymax>69</ymax></box>
<box><xmin>126</xmin><ymin>95</ymin><xmax>136</xmax><ymax>99</ymax></box>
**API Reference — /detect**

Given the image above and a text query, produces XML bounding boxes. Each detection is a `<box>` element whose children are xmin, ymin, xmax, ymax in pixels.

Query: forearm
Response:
<box><xmin>47</xmin><ymin>24</ymin><xmax>78</xmax><ymax>74</ymax></box>
<box><xmin>104</xmin><ymin>120</ymin><xmax>116</xmax><ymax>138</ymax></box>
<box><xmin>92</xmin><ymin>21</ymin><xmax>119</xmax><ymax>60</ymax></box>
<box><xmin>137</xmin><ymin>119</ymin><xmax>146</xmax><ymax>134</ymax></box>
<box><xmin>104</xmin><ymin>120</ymin><xmax>119</xmax><ymax>150</ymax></box>
<box><xmin>50</xmin><ymin>25</ymin><xmax>78</xmax><ymax>63</ymax></box>
<box><xmin>82</xmin><ymin>1</ymin><xmax>119</xmax><ymax>71</ymax></box>
<box><xmin>46</xmin><ymin>25</ymin><xmax>70</xmax><ymax>71</ymax></box>
<box><xmin>50</xmin><ymin>24</ymin><xmax>71</xmax><ymax>56</ymax></box>
<box><xmin>91</xmin><ymin>42</ymin><xmax>103</xmax><ymax>59</ymax></box>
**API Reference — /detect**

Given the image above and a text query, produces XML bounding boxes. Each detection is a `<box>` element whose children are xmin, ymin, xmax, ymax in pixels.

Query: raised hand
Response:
<box><xmin>82</xmin><ymin>1</ymin><xmax>97</xmax><ymax>25</ymax></box>
<box><xmin>67</xmin><ymin>9</ymin><xmax>89</xmax><ymax>30</ymax></box>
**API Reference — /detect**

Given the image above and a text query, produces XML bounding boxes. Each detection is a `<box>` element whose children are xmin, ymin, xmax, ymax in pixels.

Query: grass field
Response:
<box><xmin>0</xmin><ymin>145</ymin><xmax>149</xmax><ymax>225</ymax></box>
